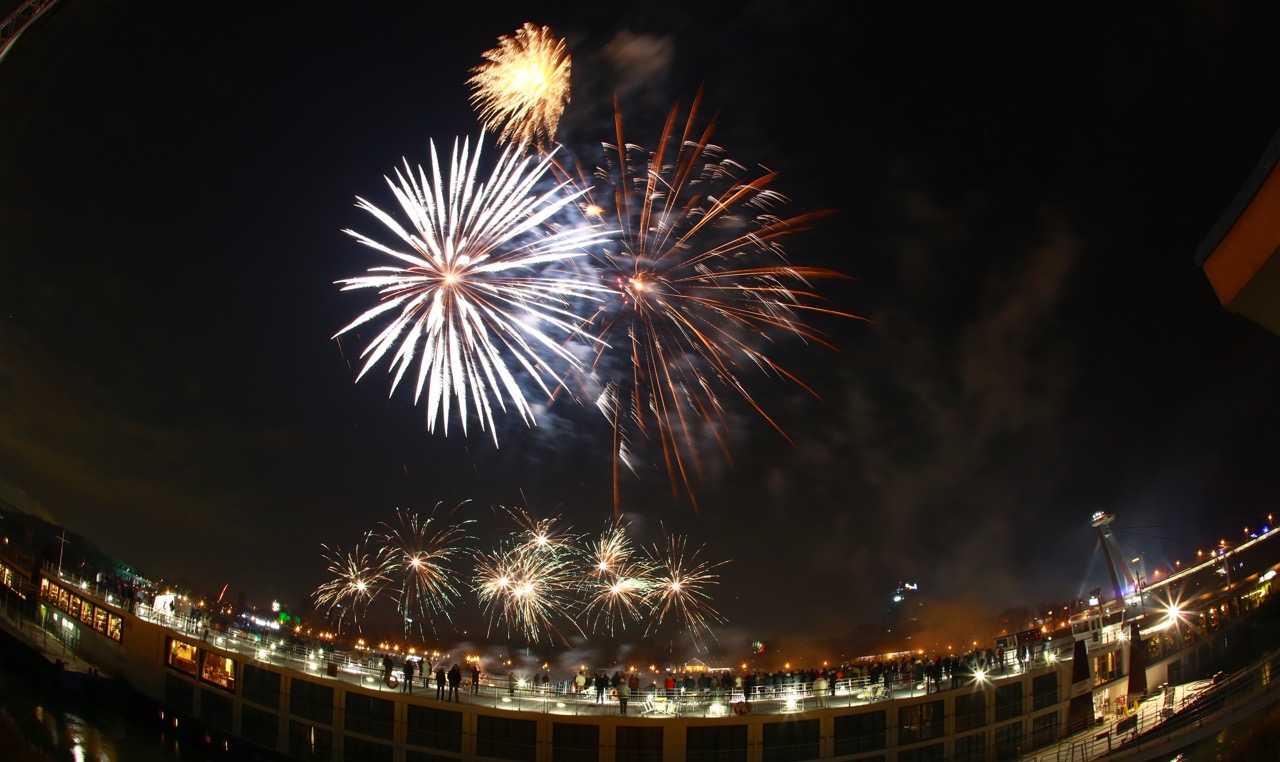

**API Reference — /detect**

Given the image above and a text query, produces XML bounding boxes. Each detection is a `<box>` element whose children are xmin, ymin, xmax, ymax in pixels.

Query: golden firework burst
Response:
<box><xmin>467</xmin><ymin>23</ymin><xmax>571</xmax><ymax>148</ymax></box>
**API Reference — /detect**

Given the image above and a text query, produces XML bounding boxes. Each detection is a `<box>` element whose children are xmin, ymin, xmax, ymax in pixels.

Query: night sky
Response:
<box><xmin>3</xmin><ymin>0</ymin><xmax>1280</xmax><ymax>666</ymax></box>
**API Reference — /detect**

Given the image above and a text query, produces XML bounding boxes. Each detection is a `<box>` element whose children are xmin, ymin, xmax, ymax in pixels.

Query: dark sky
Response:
<box><xmin>3</xmin><ymin>0</ymin><xmax>1280</xmax><ymax>664</ymax></box>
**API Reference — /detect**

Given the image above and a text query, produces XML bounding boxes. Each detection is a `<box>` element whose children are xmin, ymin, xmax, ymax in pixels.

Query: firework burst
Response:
<box><xmin>314</xmin><ymin>505</ymin><xmax>733</xmax><ymax>647</ymax></box>
<box><xmin>473</xmin><ymin>538</ymin><xmax>583</xmax><ymax>645</ymax></box>
<box><xmin>468</xmin><ymin>23</ymin><xmax>571</xmax><ymax>149</ymax></box>
<box><xmin>554</xmin><ymin>90</ymin><xmax>863</xmax><ymax>511</ymax></box>
<box><xmin>372</xmin><ymin>504</ymin><xmax>475</xmax><ymax>638</ymax></box>
<box><xmin>334</xmin><ymin>137</ymin><xmax>613</xmax><ymax>444</ymax></box>
<box><xmin>644</xmin><ymin>531</ymin><xmax>727</xmax><ymax>649</ymax></box>
<box><xmin>311</xmin><ymin>535</ymin><xmax>393</xmax><ymax>635</ymax></box>
<box><xmin>581</xmin><ymin>517</ymin><xmax>656</xmax><ymax>635</ymax></box>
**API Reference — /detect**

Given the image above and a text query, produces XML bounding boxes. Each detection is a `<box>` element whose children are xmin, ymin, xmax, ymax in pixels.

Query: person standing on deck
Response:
<box><xmin>447</xmin><ymin>663</ymin><xmax>462</xmax><ymax>702</ymax></box>
<box><xmin>616</xmin><ymin>677</ymin><xmax>631</xmax><ymax>715</ymax></box>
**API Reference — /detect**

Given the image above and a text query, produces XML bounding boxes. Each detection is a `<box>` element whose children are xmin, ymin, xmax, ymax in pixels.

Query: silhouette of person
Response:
<box><xmin>448</xmin><ymin>663</ymin><xmax>462</xmax><ymax>702</ymax></box>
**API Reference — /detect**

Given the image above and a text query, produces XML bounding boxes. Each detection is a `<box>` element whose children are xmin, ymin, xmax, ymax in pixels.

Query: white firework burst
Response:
<box><xmin>335</xmin><ymin>136</ymin><xmax>612</xmax><ymax>444</ymax></box>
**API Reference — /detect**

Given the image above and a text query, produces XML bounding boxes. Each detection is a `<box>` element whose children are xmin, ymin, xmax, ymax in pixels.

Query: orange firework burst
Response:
<box><xmin>552</xmin><ymin>90</ymin><xmax>865</xmax><ymax>512</ymax></box>
<box><xmin>467</xmin><ymin>23</ymin><xmax>571</xmax><ymax>148</ymax></box>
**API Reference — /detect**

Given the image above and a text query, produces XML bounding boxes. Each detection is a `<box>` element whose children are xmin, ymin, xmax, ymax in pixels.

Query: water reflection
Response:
<box><xmin>0</xmin><ymin>635</ymin><xmax>266</xmax><ymax>761</ymax></box>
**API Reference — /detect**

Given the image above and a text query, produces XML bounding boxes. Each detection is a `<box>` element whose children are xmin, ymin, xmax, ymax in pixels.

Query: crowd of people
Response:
<box><xmin>378</xmin><ymin>654</ymin><xmax>477</xmax><ymax>702</ymax></box>
<box><xmin>503</xmin><ymin>645</ymin><xmax>1029</xmax><ymax>714</ymax></box>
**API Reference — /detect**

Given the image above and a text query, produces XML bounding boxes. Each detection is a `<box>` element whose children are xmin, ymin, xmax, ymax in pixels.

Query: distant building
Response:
<box><xmin>883</xmin><ymin>581</ymin><xmax>923</xmax><ymax>642</ymax></box>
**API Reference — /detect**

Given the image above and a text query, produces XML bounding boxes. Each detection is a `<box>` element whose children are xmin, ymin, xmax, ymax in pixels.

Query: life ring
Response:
<box><xmin>384</xmin><ymin>674</ymin><xmax>399</xmax><ymax>689</ymax></box>
<box><xmin>733</xmin><ymin>701</ymin><xmax>750</xmax><ymax>715</ymax></box>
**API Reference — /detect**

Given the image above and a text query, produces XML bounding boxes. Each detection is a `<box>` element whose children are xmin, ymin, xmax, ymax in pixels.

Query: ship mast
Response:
<box><xmin>1091</xmin><ymin>511</ymin><xmax>1140</xmax><ymax>603</ymax></box>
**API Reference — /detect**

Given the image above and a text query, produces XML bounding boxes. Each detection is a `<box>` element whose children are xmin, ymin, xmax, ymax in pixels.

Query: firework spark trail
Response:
<box><xmin>334</xmin><ymin>137</ymin><xmax>614</xmax><ymax>445</ymax></box>
<box><xmin>581</xmin><ymin>517</ymin><xmax>656</xmax><ymax>635</ymax></box>
<box><xmin>311</xmin><ymin>536</ymin><xmax>393</xmax><ymax>635</ymax></box>
<box><xmin>373</xmin><ymin>504</ymin><xmax>476</xmax><ymax>638</ymax></box>
<box><xmin>468</xmin><ymin>23</ymin><xmax>571</xmax><ymax>149</ymax></box>
<box><xmin>315</xmin><ymin>506</ymin><xmax>733</xmax><ymax>646</ymax></box>
<box><xmin>643</xmin><ymin>532</ymin><xmax>727</xmax><ymax>649</ymax></box>
<box><xmin>473</xmin><ymin>536</ymin><xmax>585</xmax><ymax>645</ymax></box>
<box><xmin>505</xmin><ymin>503</ymin><xmax>583</xmax><ymax>555</ymax></box>
<box><xmin>550</xmin><ymin>90</ymin><xmax>864</xmax><ymax>512</ymax></box>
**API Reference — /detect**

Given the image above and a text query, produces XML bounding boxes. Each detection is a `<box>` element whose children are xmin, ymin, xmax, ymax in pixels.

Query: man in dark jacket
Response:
<box><xmin>447</xmin><ymin>663</ymin><xmax>462</xmax><ymax>702</ymax></box>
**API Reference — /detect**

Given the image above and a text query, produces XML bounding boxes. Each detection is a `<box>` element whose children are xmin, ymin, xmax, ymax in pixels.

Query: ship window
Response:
<box><xmin>552</xmin><ymin>722</ymin><xmax>599</xmax><ymax>762</ymax></box>
<box><xmin>242</xmin><ymin>705</ymin><xmax>279</xmax><ymax>748</ymax></box>
<box><xmin>1093</xmin><ymin>651</ymin><xmax>1122</xmax><ymax>684</ymax></box>
<box><xmin>994</xmin><ymin>684</ymin><xmax>1022</xmax><ymax>722</ymax></box>
<box><xmin>1031</xmin><ymin>711</ymin><xmax>1059</xmax><ymax>748</ymax></box>
<box><xmin>406</xmin><ymin>705</ymin><xmax>461</xmax><ymax>752</ymax></box>
<box><xmin>897</xmin><ymin>743</ymin><xmax>943</xmax><ymax>762</ymax></box>
<box><xmin>897</xmin><ymin>700</ymin><xmax>944</xmax><ymax>744</ymax></box>
<box><xmin>166</xmin><ymin>637</ymin><xmax>198</xmax><ymax>676</ymax></box>
<box><xmin>200</xmin><ymin>687</ymin><xmax>233</xmax><ymax>731</ymax></box>
<box><xmin>761</xmin><ymin>719</ymin><xmax>816</xmax><ymax>761</ymax></box>
<box><xmin>834</xmin><ymin>710</ymin><xmax>886</xmax><ymax>754</ymax></box>
<box><xmin>343</xmin><ymin>736</ymin><xmax>392</xmax><ymax>762</ymax></box>
<box><xmin>993</xmin><ymin>721</ymin><xmax>1023</xmax><ymax>761</ymax></box>
<box><xmin>107</xmin><ymin>614</ymin><xmax>123</xmax><ymax>642</ymax></box>
<box><xmin>69</xmin><ymin>595</ymin><xmax>82</xmax><ymax>620</ymax></box>
<box><xmin>243</xmin><ymin>664</ymin><xmax>282</xmax><ymax>709</ymax></box>
<box><xmin>344</xmin><ymin>694</ymin><xmax>394</xmax><ymax>740</ymax></box>
<box><xmin>287</xmin><ymin>719</ymin><xmax>333</xmax><ymax>761</ymax></box>
<box><xmin>616</xmin><ymin>726</ymin><xmax>663</xmax><ymax>762</ymax></box>
<box><xmin>954</xmin><ymin>732</ymin><xmax>985</xmax><ymax>761</ymax></box>
<box><xmin>289</xmin><ymin>678</ymin><xmax>334</xmax><ymax>726</ymax></box>
<box><xmin>1031</xmin><ymin>673</ymin><xmax>1058</xmax><ymax>710</ymax></box>
<box><xmin>688</xmin><ymin>723</ymin><xmax>748</xmax><ymax>761</ymax></box>
<box><xmin>164</xmin><ymin>672</ymin><xmax>194</xmax><ymax>714</ymax></box>
<box><xmin>956</xmin><ymin>691</ymin><xmax>988</xmax><ymax>732</ymax></box>
<box><xmin>199</xmin><ymin>651</ymin><xmax>236</xmax><ymax>691</ymax></box>
<box><xmin>476</xmin><ymin>714</ymin><xmax>536</xmax><ymax>761</ymax></box>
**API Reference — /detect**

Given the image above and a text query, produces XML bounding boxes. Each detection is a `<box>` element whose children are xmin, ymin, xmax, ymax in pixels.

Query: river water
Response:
<box><xmin>0</xmin><ymin>627</ymin><xmax>280</xmax><ymax>762</ymax></box>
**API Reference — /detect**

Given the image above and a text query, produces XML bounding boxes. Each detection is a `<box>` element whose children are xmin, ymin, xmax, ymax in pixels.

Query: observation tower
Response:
<box><xmin>0</xmin><ymin>0</ymin><xmax>63</xmax><ymax>65</ymax></box>
<box><xmin>1091</xmin><ymin>511</ymin><xmax>1140</xmax><ymax>604</ymax></box>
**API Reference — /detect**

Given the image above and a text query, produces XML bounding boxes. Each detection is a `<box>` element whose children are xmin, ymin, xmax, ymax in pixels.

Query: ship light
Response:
<box><xmin>1262</xmin><ymin>570</ymin><xmax>1277</xmax><ymax>582</ymax></box>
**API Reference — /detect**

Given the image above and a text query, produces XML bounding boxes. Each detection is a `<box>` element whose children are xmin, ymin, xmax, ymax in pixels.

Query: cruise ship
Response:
<box><xmin>2</xmin><ymin>512</ymin><xmax>1279</xmax><ymax>762</ymax></box>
